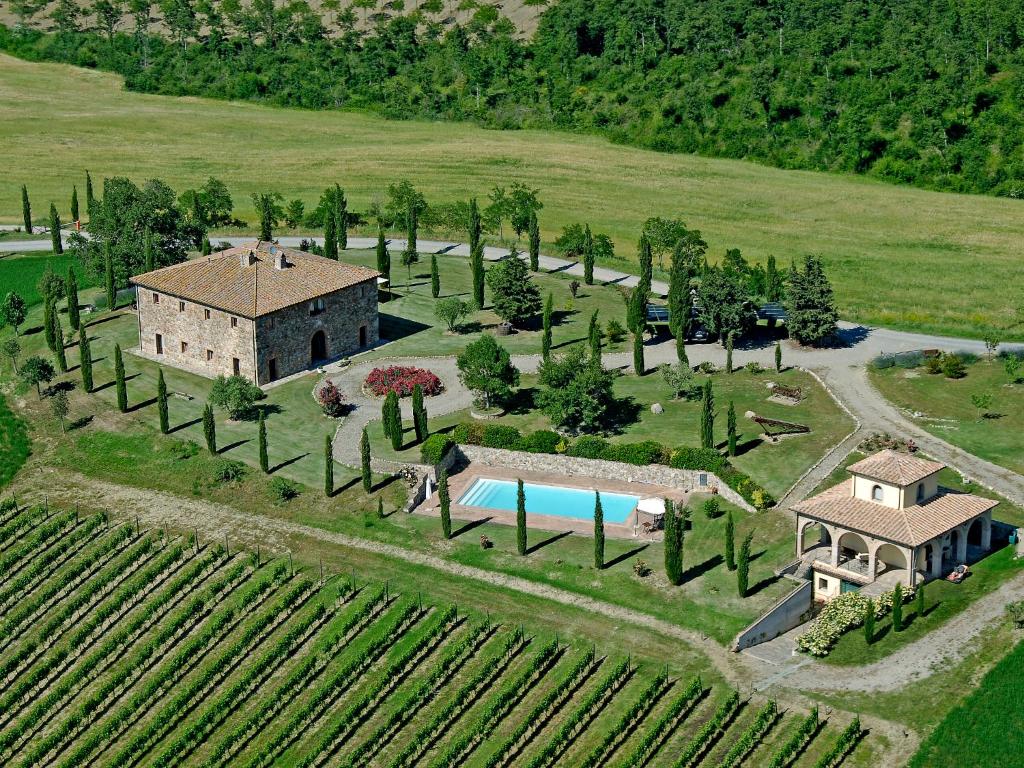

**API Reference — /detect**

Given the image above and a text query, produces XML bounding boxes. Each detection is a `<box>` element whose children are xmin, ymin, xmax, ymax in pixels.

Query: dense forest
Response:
<box><xmin>3</xmin><ymin>0</ymin><xmax>1024</xmax><ymax>196</ymax></box>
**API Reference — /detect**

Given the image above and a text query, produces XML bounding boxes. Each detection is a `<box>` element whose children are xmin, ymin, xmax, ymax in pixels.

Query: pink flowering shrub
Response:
<box><xmin>364</xmin><ymin>366</ymin><xmax>443</xmax><ymax>397</ymax></box>
<box><xmin>315</xmin><ymin>380</ymin><xmax>348</xmax><ymax>417</ymax></box>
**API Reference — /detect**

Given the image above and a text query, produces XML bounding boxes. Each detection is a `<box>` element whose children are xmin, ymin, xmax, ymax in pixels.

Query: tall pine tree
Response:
<box><xmin>406</xmin><ymin>204</ymin><xmax>418</xmax><ymax>257</ymax></box>
<box><xmin>582</xmin><ymin>224</ymin><xmax>595</xmax><ymax>285</ymax></box>
<box><xmin>725</xmin><ymin>332</ymin><xmax>734</xmax><ymax>374</ymax></box>
<box><xmin>430</xmin><ymin>253</ymin><xmax>440</xmax><ymax>298</ymax></box>
<box><xmin>53</xmin><ymin>312</ymin><xmax>68</xmax><ymax>373</ymax></box>
<box><xmin>468</xmin><ymin>197</ymin><xmax>482</xmax><ymax>253</ymax></box>
<box><xmin>668</xmin><ymin>239</ymin><xmax>692</xmax><ymax>366</ymax></box>
<box><xmin>49</xmin><ymin>203</ymin><xmax>63</xmax><ymax>254</ymax></box>
<box><xmin>775</xmin><ymin>341</ymin><xmax>783</xmax><ymax>372</ymax></box>
<box><xmin>892</xmin><ymin>583</ymin><xmax>904</xmax><ymax>632</ymax></box>
<box><xmin>528</xmin><ymin>210</ymin><xmax>540</xmax><ymax>272</ymax></box>
<box><xmin>664</xmin><ymin>499</ymin><xmax>683</xmax><ymax>585</ymax></box>
<box><xmin>203</xmin><ymin>403</ymin><xmax>217</xmax><ymax>453</ymax></box>
<box><xmin>727</xmin><ymin>401</ymin><xmax>737</xmax><ymax>457</ymax></box>
<box><xmin>78</xmin><ymin>325</ymin><xmax>93</xmax><ymax>392</ymax></box>
<box><xmin>65</xmin><ymin>268</ymin><xmax>80</xmax><ymax>331</ymax></box>
<box><xmin>71</xmin><ymin>185</ymin><xmax>79</xmax><ymax>223</ymax></box>
<box><xmin>438</xmin><ymin>469</ymin><xmax>451</xmax><ymax>539</ymax></box>
<box><xmin>700</xmin><ymin>380</ymin><xmax>714</xmax><ymax>449</ymax></box>
<box><xmin>324</xmin><ymin>433</ymin><xmax>334</xmax><ymax>497</ymax></box>
<box><xmin>43</xmin><ymin>294</ymin><xmax>58</xmax><ymax>353</ymax></box>
<box><xmin>470</xmin><ymin>240</ymin><xmax>485</xmax><ymax>309</ymax></box>
<box><xmin>360</xmin><ymin>427</ymin><xmax>372</xmax><ymax>492</ymax></box>
<box><xmin>541</xmin><ymin>292</ymin><xmax>553</xmax><ymax>361</ymax></box>
<box><xmin>335</xmin><ymin>184</ymin><xmax>348</xmax><ymax>250</ymax></box>
<box><xmin>114</xmin><ymin>343</ymin><xmax>127</xmax><ymax>412</ymax></box>
<box><xmin>588</xmin><ymin>310</ymin><xmax>601</xmax><ymax>362</ymax></box>
<box><xmin>143</xmin><ymin>227</ymin><xmax>155</xmax><ymax>272</ymax></box>
<box><xmin>593</xmin><ymin>491</ymin><xmax>604</xmax><ymax>569</ymax></box>
<box><xmin>516</xmin><ymin>478</ymin><xmax>527</xmax><ymax>555</ymax></box>
<box><xmin>375</xmin><ymin>223</ymin><xmax>390</xmax><ymax>286</ymax></box>
<box><xmin>632</xmin><ymin>330</ymin><xmax>645</xmax><ymax>376</ymax></box>
<box><xmin>412</xmin><ymin>384</ymin><xmax>428</xmax><ymax>443</ymax></box>
<box><xmin>323</xmin><ymin>190</ymin><xmax>339</xmax><ymax>260</ymax></box>
<box><xmin>85</xmin><ymin>171</ymin><xmax>95</xmax><ymax>213</ymax></box>
<box><xmin>725</xmin><ymin>510</ymin><xmax>736</xmax><ymax>571</ymax></box>
<box><xmin>737</xmin><ymin>532</ymin><xmax>753</xmax><ymax>597</ymax></box>
<box><xmin>258</xmin><ymin>411</ymin><xmax>269</xmax><ymax>473</ymax></box>
<box><xmin>21</xmin><ymin>185</ymin><xmax>31</xmax><ymax>234</ymax></box>
<box><xmin>157</xmin><ymin>368</ymin><xmax>169</xmax><ymax>434</ymax></box>
<box><xmin>784</xmin><ymin>255</ymin><xmax>839</xmax><ymax>346</ymax></box>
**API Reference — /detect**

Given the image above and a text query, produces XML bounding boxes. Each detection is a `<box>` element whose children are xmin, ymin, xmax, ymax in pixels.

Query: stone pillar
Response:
<box><xmin>929</xmin><ymin>541</ymin><xmax>943</xmax><ymax>580</ymax></box>
<box><xmin>867</xmin><ymin>545</ymin><xmax>878</xmax><ymax>579</ymax></box>
<box><xmin>982</xmin><ymin>514</ymin><xmax>992</xmax><ymax>550</ymax></box>
<box><xmin>956</xmin><ymin>525</ymin><xmax>968</xmax><ymax>563</ymax></box>
<box><xmin>908</xmin><ymin>546</ymin><xmax>918</xmax><ymax>587</ymax></box>
<box><xmin>830</xmin><ymin>529</ymin><xmax>841</xmax><ymax>567</ymax></box>
<box><xmin>795</xmin><ymin>518</ymin><xmax>804</xmax><ymax>558</ymax></box>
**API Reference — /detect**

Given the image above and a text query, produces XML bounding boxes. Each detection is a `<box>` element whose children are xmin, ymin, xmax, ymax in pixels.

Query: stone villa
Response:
<box><xmin>131</xmin><ymin>241</ymin><xmax>380</xmax><ymax>385</ymax></box>
<box><xmin>793</xmin><ymin>450</ymin><xmax>997</xmax><ymax>601</ymax></box>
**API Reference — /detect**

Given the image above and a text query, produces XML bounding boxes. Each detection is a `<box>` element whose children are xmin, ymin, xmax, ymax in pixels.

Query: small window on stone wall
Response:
<box><xmin>204</xmin><ymin>308</ymin><xmax>211</xmax><ymax>320</ymax></box>
<box><xmin>230</xmin><ymin>317</ymin><xmax>238</xmax><ymax>328</ymax></box>
<box><xmin>178</xmin><ymin>301</ymin><xmax>185</xmax><ymax>312</ymax></box>
<box><xmin>206</xmin><ymin>349</ymin><xmax>214</xmax><ymax>361</ymax></box>
<box><xmin>818</xmin><ymin>578</ymin><xmax>828</xmax><ymax>590</ymax></box>
<box><xmin>152</xmin><ymin>293</ymin><xmax>159</xmax><ymax>304</ymax></box>
<box><xmin>181</xmin><ymin>341</ymin><xmax>188</xmax><ymax>354</ymax></box>
<box><xmin>872</xmin><ymin>484</ymin><xmax>883</xmax><ymax>501</ymax></box>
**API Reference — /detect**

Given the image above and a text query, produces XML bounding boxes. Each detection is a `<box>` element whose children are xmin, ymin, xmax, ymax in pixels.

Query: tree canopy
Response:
<box><xmin>537</xmin><ymin>345</ymin><xmax>617</xmax><ymax>433</ymax></box>
<box><xmin>785</xmin><ymin>255</ymin><xmax>840</xmax><ymax>345</ymax></box>
<box><xmin>456</xmin><ymin>334</ymin><xmax>519</xmax><ymax>410</ymax></box>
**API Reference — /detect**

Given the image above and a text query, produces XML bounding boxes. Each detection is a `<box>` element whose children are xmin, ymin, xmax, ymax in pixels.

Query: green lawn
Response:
<box><xmin>0</xmin><ymin>393</ymin><xmax>29</xmax><ymax>487</ymax></box>
<box><xmin>909</xmin><ymin>637</ymin><xmax>1024</xmax><ymax>768</ymax></box>
<box><xmin>0</xmin><ymin>251</ymin><xmax>98</xmax><ymax>307</ymax></box>
<box><xmin>870</xmin><ymin>358</ymin><xmax>1024</xmax><ymax>476</ymax></box>
<box><xmin>3</xmin><ymin>54</ymin><xmax>1024</xmax><ymax>338</ymax></box>
<box><xmin>371</xmin><ymin>366</ymin><xmax>854</xmax><ymax>498</ymax></box>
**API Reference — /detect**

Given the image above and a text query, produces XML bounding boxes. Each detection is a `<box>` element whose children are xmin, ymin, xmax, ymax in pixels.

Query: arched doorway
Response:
<box><xmin>798</xmin><ymin>521</ymin><xmax>830</xmax><ymax>556</ymax></box>
<box><xmin>876</xmin><ymin>543</ymin><xmax>908</xmax><ymax>574</ymax></box>
<box><xmin>967</xmin><ymin>518</ymin><xmax>984</xmax><ymax>546</ymax></box>
<box><xmin>311</xmin><ymin>330</ymin><xmax>327</xmax><ymax>363</ymax></box>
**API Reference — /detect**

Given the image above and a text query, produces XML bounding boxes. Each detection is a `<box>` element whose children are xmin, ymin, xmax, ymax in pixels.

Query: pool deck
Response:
<box><xmin>417</xmin><ymin>463</ymin><xmax>691</xmax><ymax>540</ymax></box>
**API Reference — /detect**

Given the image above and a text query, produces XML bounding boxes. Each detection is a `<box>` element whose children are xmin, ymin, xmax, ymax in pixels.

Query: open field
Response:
<box><xmin>0</xmin><ymin>252</ymin><xmax>98</xmax><ymax>307</ymax></box>
<box><xmin>3</xmin><ymin>54</ymin><xmax>1024</xmax><ymax>338</ymax></box>
<box><xmin>0</xmin><ymin>394</ymin><xmax>30</xmax><ymax>487</ymax></box>
<box><xmin>0</xmin><ymin>498</ymin><xmax>881</xmax><ymax>768</ymax></box>
<box><xmin>869</xmin><ymin>357</ymin><xmax>1024</xmax><ymax>476</ymax></box>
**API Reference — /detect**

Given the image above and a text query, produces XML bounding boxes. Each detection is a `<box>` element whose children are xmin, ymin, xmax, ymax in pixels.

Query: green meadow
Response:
<box><xmin>2</xmin><ymin>54</ymin><xmax>1024</xmax><ymax>339</ymax></box>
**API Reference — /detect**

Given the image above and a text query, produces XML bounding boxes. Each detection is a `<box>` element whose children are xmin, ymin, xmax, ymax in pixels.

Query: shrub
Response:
<box><xmin>894</xmin><ymin>351</ymin><xmax>924</xmax><ymax>368</ymax></box>
<box><xmin>170</xmin><ymin>440</ymin><xmax>201</xmax><ymax>460</ymax></box>
<box><xmin>420</xmin><ymin>433</ymin><xmax>454</xmax><ymax>465</ymax></box>
<box><xmin>315</xmin><ymin>380</ymin><xmax>348</xmax><ymax>417</ymax></box>
<box><xmin>605</xmin><ymin>319</ymin><xmax>626</xmax><ymax>344</ymax></box>
<box><xmin>567</xmin><ymin>435</ymin><xmax>608</xmax><ymax>459</ymax></box>
<box><xmin>633</xmin><ymin>559</ymin><xmax>651</xmax><ymax>577</ymax></box>
<box><xmin>744</xmin><ymin>361</ymin><xmax>764</xmax><ymax>374</ymax></box>
<box><xmin>209</xmin><ymin>374</ymin><xmax>265</xmax><ymax>420</ymax></box>
<box><xmin>703</xmin><ymin>497</ymin><xmax>722</xmax><ymax>518</ymax></box>
<box><xmin>523</xmin><ymin>430</ymin><xmax>561</xmax><ymax>454</ymax></box>
<box><xmin>870</xmin><ymin>354</ymin><xmax>895</xmax><ymax>370</ymax></box>
<box><xmin>269</xmin><ymin>477</ymin><xmax>299</xmax><ymax>502</ymax></box>
<box><xmin>668</xmin><ymin>446</ymin><xmax>728</xmax><ymax>473</ymax></box>
<box><xmin>954</xmin><ymin>350</ymin><xmax>979</xmax><ymax>365</ymax></box>
<box><xmin>604</xmin><ymin>440</ymin><xmax>666</xmax><ymax>466</ymax></box>
<box><xmin>481</xmin><ymin>424</ymin><xmax>523</xmax><ymax>449</ymax></box>
<box><xmin>697</xmin><ymin>361</ymin><xmax>716</xmax><ymax>374</ymax></box>
<box><xmin>941</xmin><ymin>354</ymin><xmax>967</xmax><ymax>379</ymax></box>
<box><xmin>924</xmin><ymin>355</ymin><xmax>943</xmax><ymax>374</ymax></box>
<box><xmin>364</xmin><ymin>366</ymin><xmax>443</xmax><ymax>397</ymax></box>
<box><xmin>211</xmin><ymin>459</ymin><xmax>246</xmax><ymax>484</ymax></box>
<box><xmin>452</xmin><ymin>421</ymin><xmax>485</xmax><ymax>445</ymax></box>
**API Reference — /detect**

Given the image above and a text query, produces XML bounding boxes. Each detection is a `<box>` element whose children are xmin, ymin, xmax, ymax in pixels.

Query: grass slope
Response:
<box><xmin>2</xmin><ymin>54</ymin><xmax>1024</xmax><ymax>338</ymax></box>
<box><xmin>0</xmin><ymin>253</ymin><xmax>98</xmax><ymax>306</ymax></box>
<box><xmin>0</xmin><ymin>393</ymin><xmax>30</xmax><ymax>487</ymax></box>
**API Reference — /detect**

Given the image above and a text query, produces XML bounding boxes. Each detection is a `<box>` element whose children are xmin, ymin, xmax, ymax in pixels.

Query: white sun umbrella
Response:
<box><xmin>636</xmin><ymin>497</ymin><xmax>666</xmax><ymax>516</ymax></box>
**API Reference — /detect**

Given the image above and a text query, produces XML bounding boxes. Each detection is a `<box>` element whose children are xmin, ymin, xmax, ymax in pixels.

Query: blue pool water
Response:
<box><xmin>457</xmin><ymin>478</ymin><xmax>639</xmax><ymax>524</ymax></box>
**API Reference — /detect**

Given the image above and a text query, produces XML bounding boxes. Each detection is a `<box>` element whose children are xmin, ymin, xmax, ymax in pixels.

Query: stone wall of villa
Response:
<box><xmin>455</xmin><ymin>445</ymin><xmax>756</xmax><ymax>513</ymax></box>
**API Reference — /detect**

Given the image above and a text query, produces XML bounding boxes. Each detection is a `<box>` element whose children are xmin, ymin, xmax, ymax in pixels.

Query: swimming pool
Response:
<box><xmin>457</xmin><ymin>478</ymin><xmax>640</xmax><ymax>524</ymax></box>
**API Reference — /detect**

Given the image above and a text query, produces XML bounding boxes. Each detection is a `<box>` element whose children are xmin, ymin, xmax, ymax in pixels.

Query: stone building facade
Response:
<box><xmin>132</xmin><ymin>241</ymin><xmax>379</xmax><ymax>385</ymax></box>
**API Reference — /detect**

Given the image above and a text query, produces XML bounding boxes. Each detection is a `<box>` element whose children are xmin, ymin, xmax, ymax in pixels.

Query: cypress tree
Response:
<box><xmin>516</xmin><ymin>478</ymin><xmax>527</xmax><ymax>555</ymax></box>
<box><xmin>376</xmin><ymin>223</ymin><xmax>390</xmax><ymax>285</ymax></box>
<box><xmin>470</xmin><ymin>240</ymin><xmax>485</xmax><ymax>309</ymax></box>
<box><xmin>528</xmin><ymin>210</ymin><xmax>540</xmax><ymax>272</ymax></box>
<box><xmin>50</xmin><ymin>203</ymin><xmax>63</xmax><ymax>254</ymax></box>
<box><xmin>632</xmin><ymin>330</ymin><xmax>644</xmax><ymax>376</ymax></box>
<box><xmin>85</xmin><ymin>171</ymin><xmax>95</xmax><ymax>212</ymax></box>
<box><xmin>201</xmin><ymin>235</ymin><xmax>211</xmax><ymax>256</ymax></box>
<box><xmin>725</xmin><ymin>332</ymin><xmax>734</xmax><ymax>374</ymax></box>
<box><xmin>765</xmin><ymin>254</ymin><xmax>782</xmax><ymax>302</ymax></box>
<box><xmin>53</xmin><ymin>312</ymin><xmax>68</xmax><ymax>373</ymax></box>
<box><xmin>668</xmin><ymin>238</ymin><xmax>692</xmax><ymax>366</ymax></box>
<box><xmin>727</xmin><ymin>401</ymin><xmax>737</xmax><ymax>457</ymax></box>
<box><xmin>203</xmin><ymin>403</ymin><xmax>217</xmax><ymax>453</ymax></box>
<box><xmin>144</xmin><ymin>227</ymin><xmax>155</xmax><ymax>272</ymax></box>
<box><xmin>78</xmin><ymin>324</ymin><xmax>92</xmax><ymax>392</ymax></box>
<box><xmin>412</xmin><ymin>384</ymin><xmax>427</xmax><ymax>443</ymax></box>
<box><xmin>737</xmin><ymin>531</ymin><xmax>753</xmax><ymax>597</ymax></box>
<box><xmin>468</xmin><ymin>197</ymin><xmax>482</xmax><ymax>253</ymax></box>
<box><xmin>863</xmin><ymin>598</ymin><xmax>876</xmax><ymax>644</ymax></box>
<box><xmin>381</xmin><ymin>393</ymin><xmax>394</xmax><ymax>441</ymax></box>
<box><xmin>71</xmin><ymin>185</ymin><xmax>80</xmax><ymax>223</ymax></box>
<box><xmin>114</xmin><ymin>343</ymin><xmax>127</xmax><ymax>412</ymax></box>
<box><xmin>324</xmin><ymin>433</ymin><xmax>334</xmax><ymax>497</ymax></box>
<box><xmin>430</xmin><ymin>253</ymin><xmax>440</xmax><ymax>298</ymax></box>
<box><xmin>323</xmin><ymin>193</ymin><xmax>338</xmax><ymax>260</ymax></box>
<box><xmin>406</xmin><ymin>204</ymin><xmax>418</xmax><ymax>257</ymax></box>
<box><xmin>336</xmin><ymin>185</ymin><xmax>348</xmax><ymax>250</ymax></box>
<box><xmin>664</xmin><ymin>499</ymin><xmax>684</xmax><ymax>585</ymax></box>
<box><xmin>892</xmin><ymin>584</ymin><xmax>904</xmax><ymax>632</ymax></box>
<box><xmin>43</xmin><ymin>294</ymin><xmax>58</xmax><ymax>353</ymax></box>
<box><xmin>104</xmin><ymin>242</ymin><xmax>115</xmax><ymax>311</ymax></box>
<box><xmin>360</xmin><ymin>427</ymin><xmax>372</xmax><ymax>492</ymax></box>
<box><xmin>700</xmin><ymin>380</ymin><xmax>714</xmax><ymax>449</ymax></box>
<box><xmin>725</xmin><ymin>510</ymin><xmax>736</xmax><ymax>571</ymax></box>
<box><xmin>438</xmin><ymin>469</ymin><xmax>451</xmax><ymax>539</ymax></box>
<box><xmin>588</xmin><ymin>310</ymin><xmax>601</xmax><ymax>362</ymax></box>
<box><xmin>582</xmin><ymin>224</ymin><xmax>595</xmax><ymax>285</ymax></box>
<box><xmin>541</xmin><ymin>292</ymin><xmax>553</xmax><ymax>361</ymax></box>
<box><xmin>775</xmin><ymin>341</ymin><xmax>783</xmax><ymax>372</ymax></box>
<box><xmin>593</xmin><ymin>491</ymin><xmax>604</xmax><ymax>569</ymax></box>
<box><xmin>157</xmin><ymin>368</ymin><xmax>169</xmax><ymax>434</ymax></box>
<box><xmin>66</xmin><ymin>268</ymin><xmax>80</xmax><ymax>331</ymax></box>
<box><xmin>916</xmin><ymin>582</ymin><xmax>925</xmax><ymax>617</ymax></box>
<box><xmin>383</xmin><ymin>391</ymin><xmax>402</xmax><ymax>451</ymax></box>
<box><xmin>21</xmin><ymin>185</ymin><xmax>32</xmax><ymax>234</ymax></box>
<box><xmin>258</xmin><ymin>411</ymin><xmax>269</xmax><ymax>473</ymax></box>
<box><xmin>377</xmin><ymin>497</ymin><xmax>385</xmax><ymax>518</ymax></box>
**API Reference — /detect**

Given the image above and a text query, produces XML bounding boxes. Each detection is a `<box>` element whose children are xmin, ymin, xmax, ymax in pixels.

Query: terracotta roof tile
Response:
<box><xmin>130</xmin><ymin>241</ymin><xmax>379</xmax><ymax>318</ymax></box>
<box><xmin>792</xmin><ymin>478</ymin><xmax>997</xmax><ymax>546</ymax></box>
<box><xmin>847</xmin><ymin>449</ymin><xmax>944</xmax><ymax>486</ymax></box>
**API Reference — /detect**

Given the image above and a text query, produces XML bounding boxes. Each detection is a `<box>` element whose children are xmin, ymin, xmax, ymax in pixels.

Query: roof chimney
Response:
<box><xmin>273</xmin><ymin>248</ymin><xmax>288</xmax><ymax>270</ymax></box>
<box><xmin>240</xmin><ymin>249</ymin><xmax>256</xmax><ymax>267</ymax></box>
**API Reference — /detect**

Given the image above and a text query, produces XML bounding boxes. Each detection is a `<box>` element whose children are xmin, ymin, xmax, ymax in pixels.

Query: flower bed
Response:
<box><xmin>363</xmin><ymin>366</ymin><xmax>443</xmax><ymax>398</ymax></box>
<box><xmin>796</xmin><ymin>587</ymin><xmax>911</xmax><ymax>657</ymax></box>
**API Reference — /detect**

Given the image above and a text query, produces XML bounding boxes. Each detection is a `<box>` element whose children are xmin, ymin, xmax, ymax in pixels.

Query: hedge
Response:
<box><xmin>450</xmin><ymin>423</ymin><xmax>775</xmax><ymax>509</ymax></box>
<box><xmin>420</xmin><ymin>434</ymin><xmax>454</xmax><ymax>465</ymax></box>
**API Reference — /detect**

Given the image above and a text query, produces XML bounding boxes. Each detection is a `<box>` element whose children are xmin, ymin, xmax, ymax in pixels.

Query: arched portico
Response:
<box><xmin>796</xmin><ymin>518</ymin><xmax>832</xmax><ymax>557</ymax></box>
